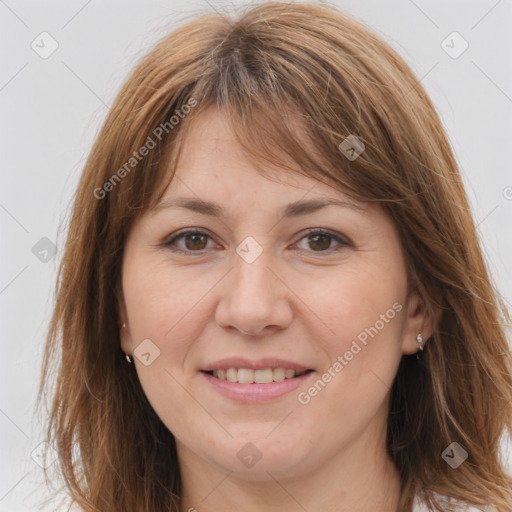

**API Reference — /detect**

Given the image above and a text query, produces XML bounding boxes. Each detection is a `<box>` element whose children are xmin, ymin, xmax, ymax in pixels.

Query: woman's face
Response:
<box><xmin>120</xmin><ymin>106</ymin><xmax>429</xmax><ymax>480</ymax></box>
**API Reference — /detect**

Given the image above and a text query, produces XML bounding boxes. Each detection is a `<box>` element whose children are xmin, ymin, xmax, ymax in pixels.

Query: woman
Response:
<box><xmin>37</xmin><ymin>2</ymin><xmax>512</xmax><ymax>511</ymax></box>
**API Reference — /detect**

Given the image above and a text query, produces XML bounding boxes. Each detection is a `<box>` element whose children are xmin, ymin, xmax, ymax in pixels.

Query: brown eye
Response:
<box><xmin>296</xmin><ymin>229</ymin><xmax>350</xmax><ymax>253</ymax></box>
<box><xmin>307</xmin><ymin>233</ymin><xmax>332</xmax><ymax>251</ymax></box>
<box><xmin>163</xmin><ymin>228</ymin><xmax>350</xmax><ymax>256</ymax></box>
<box><xmin>163</xmin><ymin>230</ymin><xmax>213</xmax><ymax>254</ymax></box>
<box><xmin>182</xmin><ymin>232</ymin><xmax>209</xmax><ymax>250</ymax></box>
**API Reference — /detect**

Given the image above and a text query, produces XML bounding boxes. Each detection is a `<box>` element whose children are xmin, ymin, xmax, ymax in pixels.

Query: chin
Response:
<box><xmin>201</xmin><ymin>437</ymin><xmax>312</xmax><ymax>481</ymax></box>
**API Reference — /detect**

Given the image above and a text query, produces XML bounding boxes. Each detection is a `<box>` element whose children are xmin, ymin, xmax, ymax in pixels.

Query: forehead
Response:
<box><xmin>159</xmin><ymin>106</ymin><xmax>362</xmax><ymax>208</ymax></box>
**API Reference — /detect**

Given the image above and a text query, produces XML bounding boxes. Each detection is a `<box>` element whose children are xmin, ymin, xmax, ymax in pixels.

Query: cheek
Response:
<box><xmin>296</xmin><ymin>266</ymin><xmax>405</xmax><ymax>426</ymax></box>
<box><xmin>122</xmin><ymin>256</ymin><xmax>214</xmax><ymax>358</ymax></box>
<box><xmin>299</xmin><ymin>264</ymin><xmax>406</xmax><ymax>417</ymax></box>
<box><xmin>309</xmin><ymin>263</ymin><xmax>406</xmax><ymax>349</ymax></box>
<box><xmin>121</xmin><ymin>259</ymin><xmax>214</xmax><ymax>435</ymax></box>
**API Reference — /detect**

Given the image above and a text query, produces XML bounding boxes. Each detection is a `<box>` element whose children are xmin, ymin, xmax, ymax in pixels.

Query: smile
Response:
<box><xmin>206</xmin><ymin>367</ymin><xmax>311</xmax><ymax>383</ymax></box>
<box><xmin>201</xmin><ymin>369</ymin><xmax>315</xmax><ymax>402</ymax></box>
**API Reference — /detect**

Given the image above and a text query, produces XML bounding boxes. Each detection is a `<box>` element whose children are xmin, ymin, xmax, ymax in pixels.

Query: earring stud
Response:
<box><xmin>417</xmin><ymin>333</ymin><xmax>423</xmax><ymax>351</ymax></box>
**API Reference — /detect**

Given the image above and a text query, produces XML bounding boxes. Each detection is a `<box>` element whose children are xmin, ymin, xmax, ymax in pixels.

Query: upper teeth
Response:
<box><xmin>213</xmin><ymin>368</ymin><xmax>306</xmax><ymax>383</ymax></box>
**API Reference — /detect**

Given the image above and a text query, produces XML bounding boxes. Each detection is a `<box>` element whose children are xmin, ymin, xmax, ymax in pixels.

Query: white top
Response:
<box><xmin>414</xmin><ymin>505</ymin><xmax>485</xmax><ymax>511</ymax></box>
<box><xmin>413</xmin><ymin>495</ymin><xmax>493</xmax><ymax>512</ymax></box>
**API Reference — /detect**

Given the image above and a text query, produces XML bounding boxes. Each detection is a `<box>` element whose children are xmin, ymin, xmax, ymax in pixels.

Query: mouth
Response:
<box><xmin>199</xmin><ymin>357</ymin><xmax>316</xmax><ymax>402</ymax></box>
<box><xmin>202</xmin><ymin>368</ymin><xmax>314</xmax><ymax>384</ymax></box>
<box><xmin>200</xmin><ymin>367</ymin><xmax>316</xmax><ymax>403</ymax></box>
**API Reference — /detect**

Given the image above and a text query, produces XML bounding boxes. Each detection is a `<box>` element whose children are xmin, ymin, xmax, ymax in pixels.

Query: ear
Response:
<box><xmin>118</xmin><ymin>292</ymin><xmax>134</xmax><ymax>357</ymax></box>
<box><xmin>400</xmin><ymin>290</ymin><xmax>438</xmax><ymax>355</ymax></box>
<box><xmin>119</xmin><ymin>321</ymin><xmax>134</xmax><ymax>357</ymax></box>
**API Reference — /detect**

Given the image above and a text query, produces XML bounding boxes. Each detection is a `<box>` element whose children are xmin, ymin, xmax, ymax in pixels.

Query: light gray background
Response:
<box><xmin>1</xmin><ymin>1</ymin><xmax>511</xmax><ymax>510</ymax></box>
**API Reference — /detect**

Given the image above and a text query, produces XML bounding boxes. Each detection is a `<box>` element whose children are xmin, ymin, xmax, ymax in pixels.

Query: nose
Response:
<box><xmin>214</xmin><ymin>248</ymin><xmax>293</xmax><ymax>336</ymax></box>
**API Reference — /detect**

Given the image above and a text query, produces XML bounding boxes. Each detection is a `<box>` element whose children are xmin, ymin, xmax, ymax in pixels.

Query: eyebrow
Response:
<box><xmin>153</xmin><ymin>196</ymin><xmax>365</xmax><ymax>218</ymax></box>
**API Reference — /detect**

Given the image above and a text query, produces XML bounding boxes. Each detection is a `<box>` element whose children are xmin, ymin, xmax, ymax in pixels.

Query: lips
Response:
<box><xmin>200</xmin><ymin>357</ymin><xmax>315</xmax><ymax>401</ymax></box>
<box><xmin>201</xmin><ymin>368</ymin><xmax>315</xmax><ymax>402</ymax></box>
<box><xmin>201</xmin><ymin>357</ymin><xmax>311</xmax><ymax>373</ymax></box>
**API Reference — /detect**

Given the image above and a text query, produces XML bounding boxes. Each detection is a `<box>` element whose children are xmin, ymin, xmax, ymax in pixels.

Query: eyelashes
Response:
<box><xmin>162</xmin><ymin>228</ymin><xmax>352</xmax><ymax>256</ymax></box>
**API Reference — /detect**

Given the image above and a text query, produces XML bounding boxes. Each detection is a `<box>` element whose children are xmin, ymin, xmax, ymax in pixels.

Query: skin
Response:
<box><xmin>119</xmin><ymin>106</ymin><xmax>434</xmax><ymax>512</ymax></box>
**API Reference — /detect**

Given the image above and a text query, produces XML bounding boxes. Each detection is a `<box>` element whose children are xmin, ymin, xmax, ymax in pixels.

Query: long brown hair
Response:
<box><xmin>36</xmin><ymin>2</ymin><xmax>512</xmax><ymax>511</ymax></box>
